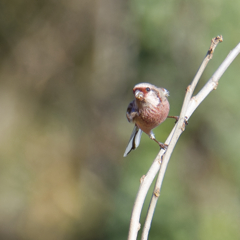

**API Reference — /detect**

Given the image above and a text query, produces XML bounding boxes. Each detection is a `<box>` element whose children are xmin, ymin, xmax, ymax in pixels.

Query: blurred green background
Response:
<box><xmin>0</xmin><ymin>0</ymin><xmax>240</xmax><ymax>239</ymax></box>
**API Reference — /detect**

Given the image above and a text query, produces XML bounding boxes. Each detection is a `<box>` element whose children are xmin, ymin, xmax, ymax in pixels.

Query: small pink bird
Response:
<box><xmin>124</xmin><ymin>83</ymin><xmax>170</xmax><ymax>157</ymax></box>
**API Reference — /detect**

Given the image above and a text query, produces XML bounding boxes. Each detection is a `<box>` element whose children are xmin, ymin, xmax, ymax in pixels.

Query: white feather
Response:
<box><xmin>123</xmin><ymin>126</ymin><xmax>143</xmax><ymax>157</ymax></box>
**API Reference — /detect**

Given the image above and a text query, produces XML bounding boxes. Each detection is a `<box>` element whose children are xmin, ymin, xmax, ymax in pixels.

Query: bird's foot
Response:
<box><xmin>158</xmin><ymin>142</ymin><xmax>168</xmax><ymax>149</ymax></box>
<box><xmin>152</xmin><ymin>138</ymin><xmax>168</xmax><ymax>149</ymax></box>
<box><xmin>168</xmin><ymin>115</ymin><xmax>189</xmax><ymax>125</ymax></box>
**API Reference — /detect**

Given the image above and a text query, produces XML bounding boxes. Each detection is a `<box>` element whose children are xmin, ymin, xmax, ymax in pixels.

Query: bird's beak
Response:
<box><xmin>135</xmin><ymin>90</ymin><xmax>144</xmax><ymax>101</ymax></box>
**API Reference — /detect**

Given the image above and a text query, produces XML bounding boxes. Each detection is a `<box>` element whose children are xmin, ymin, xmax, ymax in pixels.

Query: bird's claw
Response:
<box><xmin>152</xmin><ymin>138</ymin><xmax>168</xmax><ymax>150</ymax></box>
<box><xmin>159</xmin><ymin>143</ymin><xmax>168</xmax><ymax>150</ymax></box>
<box><xmin>168</xmin><ymin>115</ymin><xmax>189</xmax><ymax>125</ymax></box>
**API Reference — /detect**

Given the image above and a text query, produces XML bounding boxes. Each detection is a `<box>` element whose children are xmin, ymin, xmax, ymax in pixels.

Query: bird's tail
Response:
<box><xmin>123</xmin><ymin>125</ymin><xmax>143</xmax><ymax>157</ymax></box>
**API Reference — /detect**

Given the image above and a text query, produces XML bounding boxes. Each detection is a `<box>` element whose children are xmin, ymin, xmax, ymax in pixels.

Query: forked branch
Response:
<box><xmin>128</xmin><ymin>36</ymin><xmax>240</xmax><ymax>240</ymax></box>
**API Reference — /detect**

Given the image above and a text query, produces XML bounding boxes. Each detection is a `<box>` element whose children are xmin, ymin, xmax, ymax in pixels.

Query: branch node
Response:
<box><xmin>191</xmin><ymin>96</ymin><xmax>197</xmax><ymax>103</ymax></box>
<box><xmin>154</xmin><ymin>188</ymin><xmax>160</xmax><ymax>197</ymax></box>
<box><xmin>181</xmin><ymin>122</ymin><xmax>186</xmax><ymax>131</ymax></box>
<box><xmin>213</xmin><ymin>82</ymin><xmax>218</xmax><ymax>90</ymax></box>
<box><xmin>186</xmin><ymin>85</ymin><xmax>191</xmax><ymax>92</ymax></box>
<box><xmin>140</xmin><ymin>175</ymin><xmax>146</xmax><ymax>184</ymax></box>
<box><xmin>207</xmin><ymin>35</ymin><xmax>223</xmax><ymax>58</ymax></box>
<box><xmin>138</xmin><ymin>223</ymin><xmax>141</xmax><ymax>231</ymax></box>
<box><xmin>158</xmin><ymin>156</ymin><xmax>163</xmax><ymax>165</ymax></box>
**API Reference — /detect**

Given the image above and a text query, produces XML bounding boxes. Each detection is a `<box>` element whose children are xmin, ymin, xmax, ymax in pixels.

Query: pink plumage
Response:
<box><xmin>124</xmin><ymin>83</ymin><xmax>170</xmax><ymax>157</ymax></box>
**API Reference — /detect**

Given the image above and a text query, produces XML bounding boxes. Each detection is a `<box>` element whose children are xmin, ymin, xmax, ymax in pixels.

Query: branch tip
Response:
<box><xmin>207</xmin><ymin>35</ymin><xmax>223</xmax><ymax>58</ymax></box>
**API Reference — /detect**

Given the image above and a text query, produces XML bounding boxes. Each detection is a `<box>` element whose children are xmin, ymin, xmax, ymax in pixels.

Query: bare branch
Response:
<box><xmin>127</xmin><ymin>36</ymin><xmax>240</xmax><ymax>240</ymax></box>
<box><xmin>140</xmin><ymin>36</ymin><xmax>224</xmax><ymax>240</ymax></box>
<box><xmin>186</xmin><ymin>42</ymin><xmax>240</xmax><ymax>118</ymax></box>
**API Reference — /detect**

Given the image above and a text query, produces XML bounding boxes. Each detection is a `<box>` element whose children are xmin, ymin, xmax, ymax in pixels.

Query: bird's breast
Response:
<box><xmin>135</xmin><ymin>100</ymin><xmax>169</xmax><ymax>134</ymax></box>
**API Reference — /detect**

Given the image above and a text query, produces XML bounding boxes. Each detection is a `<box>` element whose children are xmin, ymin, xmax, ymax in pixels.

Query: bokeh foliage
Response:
<box><xmin>0</xmin><ymin>0</ymin><xmax>240</xmax><ymax>239</ymax></box>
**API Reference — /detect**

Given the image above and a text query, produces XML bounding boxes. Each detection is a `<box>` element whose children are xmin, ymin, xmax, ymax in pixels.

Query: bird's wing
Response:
<box><xmin>123</xmin><ymin>125</ymin><xmax>143</xmax><ymax>157</ymax></box>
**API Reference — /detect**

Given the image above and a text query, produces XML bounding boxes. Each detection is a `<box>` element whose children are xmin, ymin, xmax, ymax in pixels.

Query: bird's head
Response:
<box><xmin>133</xmin><ymin>83</ymin><xmax>169</xmax><ymax>107</ymax></box>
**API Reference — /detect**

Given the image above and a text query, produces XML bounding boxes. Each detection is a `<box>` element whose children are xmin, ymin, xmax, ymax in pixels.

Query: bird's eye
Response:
<box><xmin>146</xmin><ymin>87</ymin><xmax>150</xmax><ymax>92</ymax></box>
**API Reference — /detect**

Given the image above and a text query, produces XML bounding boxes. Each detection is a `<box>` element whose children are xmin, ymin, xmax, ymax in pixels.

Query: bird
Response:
<box><xmin>123</xmin><ymin>83</ymin><xmax>170</xmax><ymax>157</ymax></box>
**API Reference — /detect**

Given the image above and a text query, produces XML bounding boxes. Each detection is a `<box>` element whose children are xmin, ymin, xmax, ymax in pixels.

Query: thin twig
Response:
<box><xmin>140</xmin><ymin>36</ymin><xmax>223</xmax><ymax>240</ymax></box>
<box><xmin>186</xmin><ymin>42</ymin><xmax>240</xmax><ymax>118</ymax></box>
<box><xmin>127</xmin><ymin>36</ymin><xmax>238</xmax><ymax>240</ymax></box>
